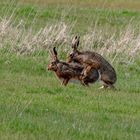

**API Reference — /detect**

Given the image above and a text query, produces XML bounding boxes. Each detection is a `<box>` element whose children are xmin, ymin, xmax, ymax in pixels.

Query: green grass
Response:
<box><xmin>0</xmin><ymin>0</ymin><xmax>140</xmax><ymax>140</ymax></box>
<box><xmin>0</xmin><ymin>52</ymin><xmax>140</xmax><ymax>140</ymax></box>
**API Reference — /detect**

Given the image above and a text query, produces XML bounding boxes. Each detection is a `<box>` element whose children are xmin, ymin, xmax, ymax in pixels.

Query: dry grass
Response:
<box><xmin>0</xmin><ymin>17</ymin><xmax>140</xmax><ymax>64</ymax></box>
<box><xmin>0</xmin><ymin>17</ymin><xmax>69</xmax><ymax>55</ymax></box>
<box><xmin>81</xmin><ymin>25</ymin><xmax>140</xmax><ymax>63</ymax></box>
<box><xmin>0</xmin><ymin>0</ymin><xmax>140</xmax><ymax>64</ymax></box>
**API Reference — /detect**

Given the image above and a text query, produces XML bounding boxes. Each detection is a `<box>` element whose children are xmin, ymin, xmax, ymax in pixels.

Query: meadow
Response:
<box><xmin>0</xmin><ymin>0</ymin><xmax>140</xmax><ymax>140</ymax></box>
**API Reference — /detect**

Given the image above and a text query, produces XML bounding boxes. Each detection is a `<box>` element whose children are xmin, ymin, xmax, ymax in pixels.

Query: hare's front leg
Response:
<box><xmin>79</xmin><ymin>74</ymin><xmax>89</xmax><ymax>86</ymax></box>
<box><xmin>80</xmin><ymin>80</ymin><xmax>89</xmax><ymax>86</ymax></box>
<box><xmin>62</xmin><ymin>79</ymin><xmax>69</xmax><ymax>86</ymax></box>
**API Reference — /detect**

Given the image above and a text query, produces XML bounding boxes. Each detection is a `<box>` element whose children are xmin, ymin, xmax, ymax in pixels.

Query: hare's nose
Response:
<box><xmin>47</xmin><ymin>64</ymin><xmax>51</xmax><ymax>70</ymax></box>
<box><xmin>70</xmin><ymin>52</ymin><xmax>74</xmax><ymax>57</ymax></box>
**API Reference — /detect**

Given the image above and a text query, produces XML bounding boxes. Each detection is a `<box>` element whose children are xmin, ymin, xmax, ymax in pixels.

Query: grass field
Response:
<box><xmin>0</xmin><ymin>0</ymin><xmax>140</xmax><ymax>140</ymax></box>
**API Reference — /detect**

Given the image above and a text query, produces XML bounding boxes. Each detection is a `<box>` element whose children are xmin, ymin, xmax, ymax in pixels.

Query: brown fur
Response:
<box><xmin>67</xmin><ymin>36</ymin><xmax>117</xmax><ymax>88</ymax></box>
<box><xmin>48</xmin><ymin>47</ymin><xmax>99</xmax><ymax>86</ymax></box>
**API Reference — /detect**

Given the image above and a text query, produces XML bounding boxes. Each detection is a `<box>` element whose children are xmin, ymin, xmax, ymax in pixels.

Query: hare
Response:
<box><xmin>48</xmin><ymin>47</ymin><xmax>99</xmax><ymax>86</ymax></box>
<box><xmin>67</xmin><ymin>36</ymin><xmax>117</xmax><ymax>89</ymax></box>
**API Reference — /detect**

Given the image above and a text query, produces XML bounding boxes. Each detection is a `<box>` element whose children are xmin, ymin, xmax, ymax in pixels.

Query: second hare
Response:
<box><xmin>67</xmin><ymin>36</ymin><xmax>117</xmax><ymax>89</ymax></box>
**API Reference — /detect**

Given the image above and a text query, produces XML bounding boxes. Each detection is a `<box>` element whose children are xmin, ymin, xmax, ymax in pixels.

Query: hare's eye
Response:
<box><xmin>51</xmin><ymin>62</ymin><xmax>55</xmax><ymax>65</ymax></box>
<box><xmin>70</xmin><ymin>53</ymin><xmax>74</xmax><ymax>58</ymax></box>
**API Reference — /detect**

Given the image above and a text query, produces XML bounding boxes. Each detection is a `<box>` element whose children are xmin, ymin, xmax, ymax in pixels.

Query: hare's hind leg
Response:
<box><xmin>99</xmin><ymin>84</ymin><xmax>108</xmax><ymax>89</ymax></box>
<box><xmin>99</xmin><ymin>84</ymin><xmax>112</xmax><ymax>89</ymax></box>
<box><xmin>100</xmin><ymin>81</ymin><xmax>116</xmax><ymax>89</ymax></box>
<box><xmin>100</xmin><ymin>74</ymin><xmax>115</xmax><ymax>89</ymax></box>
<box><xmin>107</xmin><ymin>84</ymin><xmax>116</xmax><ymax>90</ymax></box>
<box><xmin>104</xmin><ymin>80</ymin><xmax>116</xmax><ymax>89</ymax></box>
<box><xmin>62</xmin><ymin>79</ymin><xmax>69</xmax><ymax>86</ymax></box>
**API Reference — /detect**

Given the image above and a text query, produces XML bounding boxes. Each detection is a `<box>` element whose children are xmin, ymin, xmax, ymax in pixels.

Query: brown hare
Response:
<box><xmin>48</xmin><ymin>47</ymin><xmax>99</xmax><ymax>86</ymax></box>
<box><xmin>67</xmin><ymin>36</ymin><xmax>117</xmax><ymax>89</ymax></box>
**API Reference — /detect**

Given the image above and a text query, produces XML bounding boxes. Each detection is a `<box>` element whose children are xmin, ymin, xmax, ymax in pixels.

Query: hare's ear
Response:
<box><xmin>72</xmin><ymin>36</ymin><xmax>80</xmax><ymax>50</ymax></box>
<box><xmin>53</xmin><ymin>47</ymin><xmax>58</xmax><ymax>60</ymax></box>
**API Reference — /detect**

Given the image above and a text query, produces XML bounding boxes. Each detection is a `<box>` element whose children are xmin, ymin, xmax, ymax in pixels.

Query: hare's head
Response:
<box><xmin>67</xmin><ymin>36</ymin><xmax>80</xmax><ymax>63</ymax></box>
<box><xmin>48</xmin><ymin>47</ymin><xmax>59</xmax><ymax>71</ymax></box>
